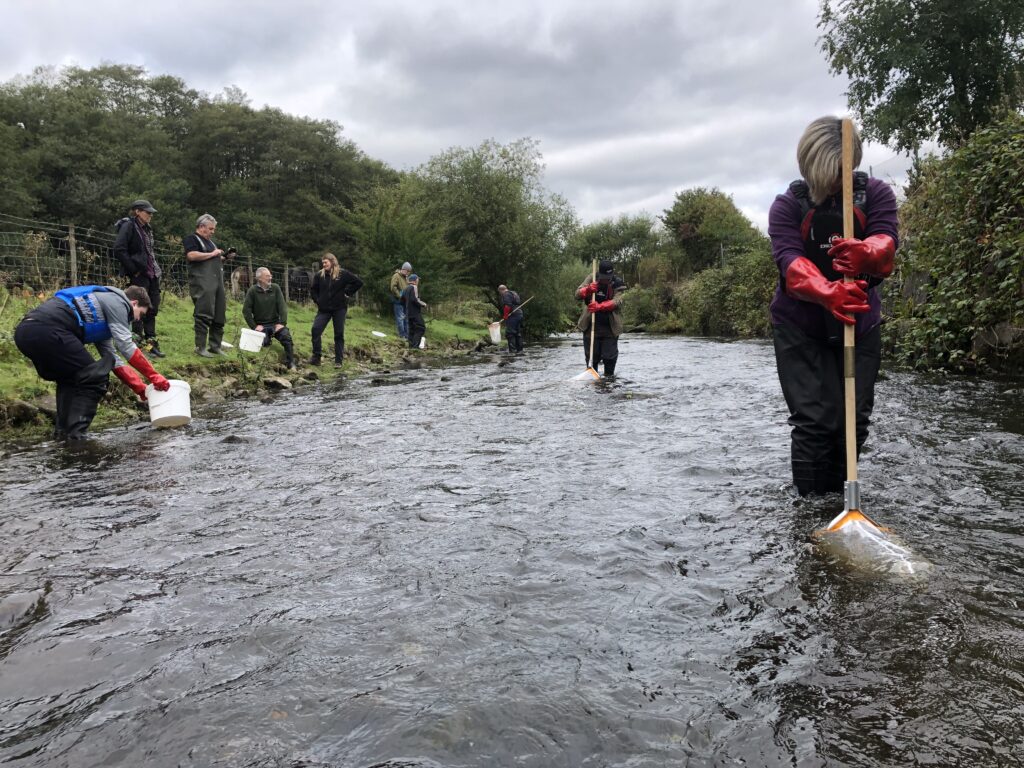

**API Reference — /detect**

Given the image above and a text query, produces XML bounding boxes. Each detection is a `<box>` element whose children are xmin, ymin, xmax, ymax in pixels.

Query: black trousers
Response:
<box><xmin>408</xmin><ymin>315</ymin><xmax>426</xmax><ymax>349</ymax></box>
<box><xmin>260</xmin><ymin>325</ymin><xmax>295</xmax><ymax>365</ymax></box>
<box><xmin>311</xmin><ymin>307</ymin><xmax>347</xmax><ymax>362</ymax></box>
<box><xmin>583</xmin><ymin>332</ymin><xmax>618</xmax><ymax>376</ymax></box>
<box><xmin>773</xmin><ymin>322</ymin><xmax>881</xmax><ymax>495</ymax></box>
<box><xmin>505</xmin><ymin>314</ymin><xmax>524</xmax><ymax>353</ymax></box>
<box><xmin>130</xmin><ymin>274</ymin><xmax>161</xmax><ymax>339</ymax></box>
<box><xmin>14</xmin><ymin>318</ymin><xmax>114</xmax><ymax>439</ymax></box>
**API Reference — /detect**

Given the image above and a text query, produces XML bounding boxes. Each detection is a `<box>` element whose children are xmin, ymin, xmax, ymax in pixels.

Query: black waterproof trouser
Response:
<box><xmin>260</xmin><ymin>325</ymin><xmax>295</xmax><ymax>366</ymax></box>
<box><xmin>129</xmin><ymin>274</ymin><xmax>161</xmax><ymax>340</ymax></box>
<box><xmin>190</xmin><ymin>273</ymin><xmax>226</xmax><ymax>351</ymax></box>
<box><xmin>772</xmin><ymin>322</ymin><xmax>881</xmax><ymax>496</ymax></box>
<box><xmin>311</xmin><ymin>307</ymin><xmax>347</xmax><ymax>362</ymax></box>
<box><xmin>408</xmin><ymin>315</ymin><xmax>426</xmax><ymax>349</ymax></box>
<box><xmin>583</xmin><ymin>331</ymin><xmax>619</xmax><ymax>376</ymax></box>
<box><xmin>14</xmin><ymin>314</ymin><xmax>114</xmax><ymax>440</ymax></box>
<box><xmin>505</xmin><ymin>314</ymin><xmax>524</xmax><ymax>353</ymax></box>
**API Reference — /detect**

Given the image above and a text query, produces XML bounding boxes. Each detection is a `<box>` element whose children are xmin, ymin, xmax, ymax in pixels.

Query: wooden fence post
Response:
<box><xmin>284</xmin><ymin>263</ymin><xmax>290</xmax><ymax>303</ymax></box>
<box><xmin>68</xmin><ymin>224</ymin><xmax>78</xmax><ymax>286</ymax></box>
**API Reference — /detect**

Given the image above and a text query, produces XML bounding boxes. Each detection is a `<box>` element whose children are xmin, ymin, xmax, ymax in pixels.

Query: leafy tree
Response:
<box><xmin>819</xmin><ymin>0</ymin><xmax>1024</xmax><ymax>152</ymax></box>
<box><xmin>415</xmin><ymin>138</ymin><xmax>577</xmax><ymax>334</ymax></box>
<box><xmin>890</xmin><ymin>112</ymin><xmax>1024</xmax><ymax>371</ymax></box>
<box><xmin>565</xmin><ymin>214</ymin><xmax>662</xmax><ymax>286</ymax></box>
<box><xmin>661</xmin><ymin>187</ymin><xmax>763</xmax><ymax>275</ymax></box>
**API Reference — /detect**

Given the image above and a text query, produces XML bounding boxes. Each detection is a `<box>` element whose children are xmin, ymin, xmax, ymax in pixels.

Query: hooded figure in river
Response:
<box><xmin>577</xmin><ymin>259</ymin><xmax>626</xmax><ymax>376</ymax></box>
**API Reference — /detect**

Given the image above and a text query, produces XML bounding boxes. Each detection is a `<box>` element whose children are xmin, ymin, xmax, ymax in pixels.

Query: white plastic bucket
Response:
<box><xmin>239</xmin><ymin>327</ymin><xmax>264</xmax><ymax>353</ymax></box>
<box><xmin>146</xmin><ymin>379</ymin><xmax>192</xmax><ymax>428</ymax></box>
<box><xmin>487</xmin><ymin>322</ymin><xmax>502</xmax><ymax>344</ymax></box>
<box><xmin>419</xmin><ymin>336</ymin><xmax>427</xmax><ymax>349</ymax></box>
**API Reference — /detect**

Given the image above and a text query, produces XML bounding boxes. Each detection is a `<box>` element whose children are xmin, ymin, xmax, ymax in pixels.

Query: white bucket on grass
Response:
<box><xmin>487</xmin><ymin>322</ymin><xmax>502</xmax><ymax>345</ymax></box>
<box><xmin>239</xmin><ymin>327</ymin><xmax>264</xmax><ymax>353</ymax></box>
<box><xmin>146</xmin><ymin>379</ymin><xmax>192</xmax><ymax>428</ymax></box>
<box><xmin>419</xmin><ymin>336</ymin><xmax>427</xmax><ymax>349</ymax></box>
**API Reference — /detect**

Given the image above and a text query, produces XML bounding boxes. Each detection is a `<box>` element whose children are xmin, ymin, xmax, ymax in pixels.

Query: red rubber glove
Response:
<box><xmin>587</xmin><ymin>300</ymin><xmax>616</xmax><ymax>314</ymax></box>
<box><xmin>828</xmin><ymin>234</ymin><xmax>895</xmax><ymax>278</ymax></box>
<box><xmin>128</xmin><ymin>348</ymin><xmax>170</xmax><ymax>391</ymax></box>
<box><xmin>503</xmin><ymin>305</ymin><xmax>511</xmax><ymax>320</ymax></box>
<box><xmin>113</xmin><ymin>365</ymin><xmax>147</xmax><ymax>400</ymax></box>
<box><xmin>785</xmin><ymin>257</ymin><xmax>869</xmax><ymax>325</ymax></box>
<box><xmin>577</xmin><ymin>282</ymin><xmax>598</xmax><ymax>300</ymax></box>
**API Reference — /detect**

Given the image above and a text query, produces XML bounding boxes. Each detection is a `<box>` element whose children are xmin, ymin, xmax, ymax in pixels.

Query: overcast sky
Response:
<box><xmin>0</xmin><ymin>0</ymin><xmax>912</xmax><ymax>231</ymax></box>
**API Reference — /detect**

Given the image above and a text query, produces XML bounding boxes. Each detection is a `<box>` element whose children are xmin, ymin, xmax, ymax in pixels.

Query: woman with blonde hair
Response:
<box><xmin>767</xmin><ymin>116</ymin><xmax>898</xmax><ymax>497</ymax></box>
<box><xmin>309</xmin><ymin>252</ymin><xmax>363</xmax><ymax>367</ymax></box>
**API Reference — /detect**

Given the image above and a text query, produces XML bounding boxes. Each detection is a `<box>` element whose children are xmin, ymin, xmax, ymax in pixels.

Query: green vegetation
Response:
<box><xmin>886</xmin><ymin>113</ymin><xmax>1024</xmax><ymax>373</ymax></box>
<box><xmin>0</xmin><ymin>286</ymin><xmax>489</xmax><ymax>438</ymax></box>
<box><xmin>819</xmin><ymin>0</ymin><xmax>1024</xmax><ymax>152</ymax></box>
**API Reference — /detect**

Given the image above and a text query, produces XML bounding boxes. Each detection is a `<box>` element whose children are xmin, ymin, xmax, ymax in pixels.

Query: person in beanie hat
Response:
<box><xmin>401</xmin><ymin>274</ymin><xmax>428</xmax><ymax>349</ymax></box>
<box><xmin>389</xmin><ymin>261</ymin><xmax>413</xmax><ymax>339</ymax></box>
<box><xmin>112</xmin><ymin>199</ymin><xmax>165</xmax><ymax>358</ymax></box>
<box><xmin>576</xmin><ymin>259</ymin><xmax>626</xmax><ymax>376</ymax></box>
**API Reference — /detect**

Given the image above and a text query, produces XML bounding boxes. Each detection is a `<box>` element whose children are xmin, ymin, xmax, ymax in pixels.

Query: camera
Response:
<box><xmin>223</xmin><ymin>247</ymin><xmax>237</xmax><ymax>258</ymax></box>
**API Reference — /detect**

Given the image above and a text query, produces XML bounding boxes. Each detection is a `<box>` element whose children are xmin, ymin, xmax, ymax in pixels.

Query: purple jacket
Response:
<box><xmin>768</xmin><ymin>176</ymin><xmax>899</xmax><ymax>338</ymax></box>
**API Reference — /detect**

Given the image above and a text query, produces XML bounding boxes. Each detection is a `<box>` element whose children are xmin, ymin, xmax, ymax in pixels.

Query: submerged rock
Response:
<box><xmin>263</xmin><ymin>376</ymin><xmax>293</xmax><ymax>391</ymax></box>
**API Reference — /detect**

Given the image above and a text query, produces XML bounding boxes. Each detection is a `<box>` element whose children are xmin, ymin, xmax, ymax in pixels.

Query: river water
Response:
<box><xmin>1</xmin><ymin>336</ymin><xmax>1022</xmax><ymax>768</ymax></box>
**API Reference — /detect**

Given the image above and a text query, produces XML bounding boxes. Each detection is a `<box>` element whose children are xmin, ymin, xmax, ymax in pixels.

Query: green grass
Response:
<box><xmin>0</xmin><ymin>286</ymin><xmax>491</xmax><ymax>438</ymax></box>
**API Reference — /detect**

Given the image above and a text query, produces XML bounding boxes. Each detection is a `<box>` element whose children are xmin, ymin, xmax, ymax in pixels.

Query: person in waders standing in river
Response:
<box><xmin>577</xmin><ymin>259</ymin><xmax>626</xmax><ymax>376</ymax></box>
<box><xmin>768</xmin><ymin>116</ymin><xmax>898</xmax><ymax>496</ymax></box>
<box><xmin>498</xmin><ymin>284</ymin><xmax>525</xmax><ymax>354</ymax></box>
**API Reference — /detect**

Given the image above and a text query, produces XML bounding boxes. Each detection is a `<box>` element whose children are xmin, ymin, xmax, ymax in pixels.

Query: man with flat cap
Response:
<box><xmin>113</xmin><ymin>199</ymin><xmax>165</xmax><ymax>358</ymax></box>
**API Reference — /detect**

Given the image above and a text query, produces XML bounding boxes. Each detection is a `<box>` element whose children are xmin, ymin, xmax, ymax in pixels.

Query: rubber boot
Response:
<box><xmin>208</xmin><ymin>322</ymin><xmax>226</xmax><ymax>355</ymax></box>
<box><xmin>792</xmin><ymin>460</ymin><xmax>816</xmax><ymax>497</ymax></box>
<box><xmin>145</xmin><ymin>337</ymin><xmax>166</xmax><ymax>358</ymax></box>
<box><xmin>281</xmin><ymin>333</ymin><xmax>295</xmax><ymax>370</ymax></box>
<box><xmin>64</xmin><ymin>355</ymin><xmax>114</xmax><ymax>440</ymax></box>
<box><xmin>53</xmin><ymin>382</ymin><xmax>74</xmax><ymax>439</ymax></box>
<box><xmin>603</xmin><ymin>358</ymin><xmax>617</xmax><ymax>376</ymax></box>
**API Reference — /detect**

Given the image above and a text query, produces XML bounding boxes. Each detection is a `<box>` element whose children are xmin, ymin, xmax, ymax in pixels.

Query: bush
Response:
<box><xmin>891</xmin><ymin>113</ymin><xmax>1024</xmax><ymax>372</ymax></box>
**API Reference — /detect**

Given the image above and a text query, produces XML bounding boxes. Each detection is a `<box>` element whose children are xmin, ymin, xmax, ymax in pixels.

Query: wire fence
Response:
<box><xmin>0</xmin><ymin>212</ymin><xmax>325</xmax><ymax>305</ymax></box>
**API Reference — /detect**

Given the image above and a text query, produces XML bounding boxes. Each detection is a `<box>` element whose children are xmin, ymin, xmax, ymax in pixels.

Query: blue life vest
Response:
<box><xmin>55</xmin><ymin>285</ymin><xmax>115</xmax><ymax>343</ymax></box>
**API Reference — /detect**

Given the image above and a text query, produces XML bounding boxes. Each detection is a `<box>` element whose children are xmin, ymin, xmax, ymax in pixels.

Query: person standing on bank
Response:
<box><xmin>309</xmin><ymin>252</ymin><xmax>363</xmax><ymax>368</ymax></box>
<box><xmin>497</xmin><ymin>284</ymin><xmax>525</xmax><ymax>354</ymax></box>
<box><xmin>401</xmin><ymin>274</ymin><xmax>428</xmax><ymax>349</ymax></box>
<box><xmin>390</xmin><ymin>261</ymin><xmax>412</xmax><ymax>339</ymax></box>
<box><xmin>14</xmin><ymin>285</ymin><xmax>170</xmax><ymax>440</ymax></box>
<box><xmin>243</xmin><ymin>267</ymin><xmax>296</xmax><ymax>370</ymax></box>
<box><xmin>768</xmin><ymin>116</ymin><xmax>898</xmax><ymax>497</ymax></box>
<box><xmin>576</xmin><ymin>260</ymin><xmax>626</xmax><ymax>376</ymax></box>
<box><xmin>113</xmin><ymin>200</ymin><xmax>165</xmax><ymax>358</ymax></box>
<box><xmin>183</xmin><ymin>214</ymin><xmax>233</xmax><ymax>358</ymax></box>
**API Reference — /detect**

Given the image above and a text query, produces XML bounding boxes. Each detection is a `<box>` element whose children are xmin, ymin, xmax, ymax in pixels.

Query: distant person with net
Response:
<box><xmin>498</xmin><ymin>284</ymin><xmax>525</xmax><ymax>354</ymax></box>
<box><xmin>768</xmin><ymin>116</ymin><xmax>898</xmax><ymax>496</ymax></box>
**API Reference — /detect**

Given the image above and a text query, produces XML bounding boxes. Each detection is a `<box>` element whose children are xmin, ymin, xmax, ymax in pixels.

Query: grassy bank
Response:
<box><xmin>0</xmin><ymin>288</ymin><xmax>490</xmax><ymax>441</ymax></box>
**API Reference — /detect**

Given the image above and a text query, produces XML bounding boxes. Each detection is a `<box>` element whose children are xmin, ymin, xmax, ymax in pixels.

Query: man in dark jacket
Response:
<box><xmin>309</xmin><ymin>252</ymin><xmax>363</xmax><ymax>368</ymax></box>
<box><xmin>112</xmin><ymin>200</ymin><xmax>165</xmax><ymax>358</ymax></box>
<box><xmin>243</xmin><ymin>267</ymin><xmax>295</xmax><ymax>370</ymax></box>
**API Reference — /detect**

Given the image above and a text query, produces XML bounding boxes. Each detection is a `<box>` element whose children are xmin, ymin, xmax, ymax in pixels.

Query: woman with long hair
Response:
<box><xmin>309</xmin><ymin>252</ymin><xmax>363</xmax><ymax>368</ymax></box>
